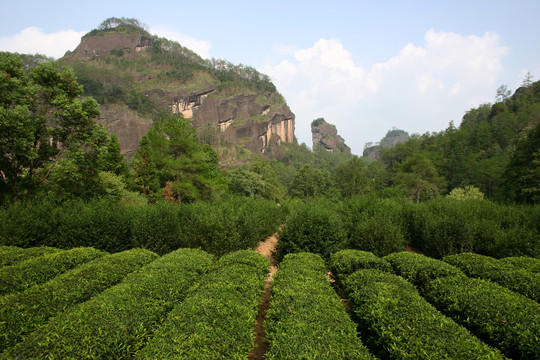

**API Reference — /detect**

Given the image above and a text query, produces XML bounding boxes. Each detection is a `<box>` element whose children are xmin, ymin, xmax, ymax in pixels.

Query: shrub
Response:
<box><xmin>0</xmin><ymin>246</ymin><xmax>61</xmax><ymax>267</ymax></box>
<box><xmin>277</xmin><ymin>198</ymin><xmax>347</xmax><ymax>261</ymax></box>
<box><xmin>342</xmin><ymin>269</ymin><xmax>506</xmax><ymax>360</ymax></box>
<box><xmin>383</xmin><ymin>251</ymin><xmax>464</xmax><ymax>289</ymax></box>
<box><xmin>500</xmin><ymin>256</ymin><xmax>540</xmax><ymax>273</ymax></box>
<box><xmin>0</xmin><ymin>247</ymin><xmax>106</xmax><ymax>296</ymax></box>
<box><xmin>266</xmin><ymin>253</ymin><xmax>373</xmax><ymax>360</ymax></box>
<box><xmin>423</xmin><ymin>275</ymin><xmax>540</xmax><ymax>359</ymax></box>
<box><xmin>0</xmin><ymin>248</ymin><xmax>158</xmax><ymax>351</ymax></box>
<box><xmin>328</xmin><ymin>249</ymin><xmax>392</xmax><ymax>286</ymax></box>
<box><xmin>135</xmin><ymin>250</ymin><xmax>269</xmax><ymax>359</ymax></box>
<box><xmin>443</xmin><ymin>252</ymin><xmax>539</xmax><ymax>302</ymax></box>
<box><xmin>341</xmin><ymin>197</ymin><xmax>407</xmax><ymax>256</ymax></box>
<box><xmin>6</xmin><ymin>248</ymin><xmax>214</xmax><ymax>359</ymax></box>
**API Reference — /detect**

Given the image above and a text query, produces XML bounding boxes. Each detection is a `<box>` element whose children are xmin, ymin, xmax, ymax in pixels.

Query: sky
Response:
<box><xmin>1</xmin><ymin>1</ymin><xmax>539</xmax><ymax>155</ymax></box>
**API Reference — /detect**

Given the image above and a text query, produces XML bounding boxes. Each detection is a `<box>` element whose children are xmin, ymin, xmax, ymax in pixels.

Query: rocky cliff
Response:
<box><xmin>61</xmin><ymin>23</ymin><xmax>296</xmax><ymax>159</ymax></box>
<box><xmin>311</xmin><ymin>118</ymin><xmax>350</xmax><ymax>153</ymax></box>
<box><xmin>363</xmin><ymin>128</ymin><xmax>410</xmax><ymax>159</ymax></box>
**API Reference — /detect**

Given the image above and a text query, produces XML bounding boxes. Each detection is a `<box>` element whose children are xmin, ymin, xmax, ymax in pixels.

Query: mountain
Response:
<box><xmin>311</xmin><ymin>118</ymin><xmax>351</xmax><ymax>153</ymax></box>
<box><xmin>363</xmin><ymin>128</ymin><xmax>410</xmax><ymax>159</ymax></box>
<box><xmin>60</xmin><ymin>18</ymin><xmax>295</xmax><ymax>161</ymax></box>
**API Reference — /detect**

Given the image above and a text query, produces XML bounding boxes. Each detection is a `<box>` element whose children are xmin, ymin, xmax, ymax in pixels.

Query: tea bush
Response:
<box><xmin>328</xmin><ymin>249</ymin><xmax>392</xmax><ymax>286</ymax></box>
<box><xmin>500</xmin><ymin>256</ymin><xmax>540</xmax><ymax>273</ymax></box>
<box><xmin>0</xmin><ymin>246</ymin><xmax>61</xmax><ymax>267</ymax></box>
<box><xmin>342</xmin><ymin>269</ymin><xmax>506</xmax><ymax>359</ymax></box>
<box><xmin>277</xmin><ymin>198</ymin><xmax>347</xmax><ymax>261</ymax></box>
<box><xmin>266</xmin><ymin>252</ymin><xmax>373</xmax><ymax>360</ymax></box>
<box><xmin>383</xmin><ymin>251</ymin><xmax>464</xmax><ymax>289</ymax></box>
<box><xmin>5</xmin><ymin>248</ymin><xmax>214</xmax><ymax>359</ymax></box>
<box><xmin>444</xmin><ymin>252</ymin><xmax>540</xmax><ymax>302</ymax></box>
<box><xmin>136</xmin><ymin>250</ymin><xmax>268</xmax><ymax>359</ymax></box>
<box><xmin>423</xmin><ymin>275</ymin><xmax>540</xmax><ymax>359</ymax></box>
<box><xmin>0</xmin><ymin>247</ymin><xmax>106</xmax><ymax>296</ymax></box>
<box><xmin>0</xmin><ymin>248</ymin><xmax>157</xmax><ymax>351</ymax></box>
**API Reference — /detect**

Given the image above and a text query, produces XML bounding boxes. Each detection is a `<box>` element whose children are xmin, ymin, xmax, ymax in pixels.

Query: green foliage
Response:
<box><xmin>0</xmin><ymin>247</ymin><xmax>106</xmax><ymax>296</ymax></box>
<box><xmin>0</xmin><ymin>246</ymin><xmax>61</xmax><ymax>267</ymax></box>
<box><xmin>266</xmin><ymin>252</ymin><xmax>373</xmax><ymax>360</ymax></box>
<box><xmin>383</xmin><ymin>251</ymin><xmax>464</xmax><ymax>289</ymax></box>
<box><xmin>136</xmin><ymin>250</ymin><xmax>268</xmax><ymax>359</ymax></box>
<box><xmin>289</xmin><ymin>164</ymin><xmax>337</xmax><ymax>198</ymax></box>
<box><xmin>448</xmin><ymin>185</ymin><xmax>485</xmax><ymax>200</ymax></box>
<box><xmin>83</xmin><ymin>17</ymin><xmax>151</xmax><ymax>38</ymax></box>
<box><xmin>342</xmin><ymin>269</ymin><xmax>506</xmax><ymax>360</ymax></box>
<box><xmin>500</xmin><ymin>256</ymin><xmax>540</xmax><ymax>273</ymax></box>
<box><xmin>277</xmin><ymin>198</ymin><xmax>347</xmax><ymax>261</ymax></box>
<box><xmin>443</xmin><ymin>252</ymin><xmax>540</xmax><ymax>302</ymax></box>
<box><xmin>395</xmin><ymin>153</ymin><xmax>446</xmax><ymax>202</ymax></box>
<box><xmin>500</xmin><ymin>124</ymin><xmax>540</xmax><ymax>203</ymax></box>
<box><xmin>0</xmin><ymin>248</ymin><xmax>156</xmax><ymax>351</ymax></box>
<box><xmin>340</xmin><ymin>196</ymin><xmax>407</xmax><ymax>256</ymax></box>
<box><xmin>423</xmin><ymin>275</ymin><xmax>540</xmax><ymax>359</ymax></box>
<box><xmin>5</xmin><ymin>248</ymin><xmax>212</xmax><ymax>359</ymax></box>
<box><xmin>333</xmin><ymin>156</ymin><xmax>372</xmax><ymax>198</ymax></box>
<box><xmin>328</xmin><ymin>249</ymin><xmax>393</xmax><ymax>287</ymax></box>
<box><xmin>0</xmin><ymin>52</ymin><xmax>101</xmax><ymax>204</ymax></box>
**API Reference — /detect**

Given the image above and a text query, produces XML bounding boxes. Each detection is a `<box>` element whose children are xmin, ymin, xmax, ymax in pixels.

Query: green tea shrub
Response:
<box><xmin>136</xmin><ymin>250</ymin><xmax>268</xmax><ymax>360</ymax></box>
<box><xmin>328</xmin><ymin>249</ymin><xmax>392</xmax><ymax>286</ymax></box>
<box><xmin>444</xmin><ymin>252</ymin><xmax>539</xmax><ymax>302</ymax></box>
<box><xmin>343</xmin><ymin>269</ymin><xmax>506</xmax><ymax>360</ymax></box>
<box><xmin>383</xmin><ymin>251</ymin><xmax>464</xmax><ymax>289</ymax></box>
<box><xmin>266</xmin><ymin>252</ymin><xmax>373</xmax><ymax>360</ymax></box>
<box><xmin>277</xmin><ymin>198</ymin><xmax>347</xmax><ymax>261</ymax></box>
<box><xmin>500</xmin><ymin>256</ymin><xmax>540</xmax><ymax>273</ymax></box>
<box><xmin>341</xmin><ymin>196</ymin><xmax>407</xmax><ymax>256</ymax></box>
<box><xmin>0</xmin><ymin>247</ymin><xmax>106</xmax><ymax>296</ymax></box>
<box><xmin>423</xmin><ymin>275</ymin><xmax>540</xmax><ymax>359</ymax></box>
<box><xmin>0</xmin><ymin>246</ymin><xmax>61</xmax><ymax>267</ymax></box>
<box><xmin>5</xmin><ymin>248</ymin><xmax>214</xmax><ymax>359</ymax></box>
<box><xmin>0</xmin><ymin>248</ymin><xmax>157</xmax><ymax>351</ymax></box>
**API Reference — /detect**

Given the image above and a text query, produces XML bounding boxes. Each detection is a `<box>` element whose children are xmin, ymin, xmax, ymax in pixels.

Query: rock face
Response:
<box><xmin>363</xmin><ymin>128</ymin><xmax>410</xmax><ymax>159</ymax></box>
<box><xmin>311</xmin><ymin>118</ymin><xmax>351</xmax><ymax>153</ymax></box>
<box><xmin>172</xmin><ymin>91</ymin><xmax>295</xmax><ymax>154</ymax></box>
<box><xmin>67</xmin><ymin>35</ymin><xmax>154</xmax><ymax>59</ymax></box>
<box><xmin>63</xmin><ymin>32</ymin><xmax>296</xmax><ymax>157</ymax></box>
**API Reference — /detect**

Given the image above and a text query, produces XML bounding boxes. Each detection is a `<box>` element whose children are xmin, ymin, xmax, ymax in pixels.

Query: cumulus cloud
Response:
<box><xmin>263</xmin><ymin>29</ymin><xmax>509</xmax><ymax>154</ymax></box>
<box><xmin>151</xmin><ymin>26</ymin><xmax>211</xmax><ymax>59</ymax></box>
<box><xmin>0</xmin><ymin>27</ymin><xmax>86</xmax><ymax>59</ymax></box>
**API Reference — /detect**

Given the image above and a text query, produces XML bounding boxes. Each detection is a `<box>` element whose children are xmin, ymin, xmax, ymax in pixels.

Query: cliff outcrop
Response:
<box><xmin>62</xmin><ymin>27</ymin><xmax>296</xmax><ymax>158</ymax></box>
<box><xmin>311</xmin><ymin>118</ymin><xmax>350</xmax><ymax>153</ymax></box>
<box><xmin>363</xmin><ymin>128</ymin><xmax>410</xmax><ymax>159</ymax></box>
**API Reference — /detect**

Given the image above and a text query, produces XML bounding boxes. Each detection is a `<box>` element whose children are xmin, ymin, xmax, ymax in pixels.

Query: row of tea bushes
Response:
<box><xmin>0</xmin><ymin>246</ymin><xmax>61</xmax><ymax>267</ymax></box>
<box><xmin>136</xmin><ymin>250</ymin><xmax>269</xmax><ymax>359</ymax></box>
<box><xmin>0</xmin><ymin>248</ymin><xmax>157</xmax><ymax>351</ymax></box>
<box><xmin>0</xmin><ymin>247</ymin><xmax>106</xmax><ymax>296</ymax></box>
<box><xmin>424</xmin><ymin>274</ymin><xmax>540</xmax><ymax>359</ymax></box>
<box><xmin>443</xmin><ymin>252</ymin><xmax>540</xmax><ymax>302</ymax></box>
<box><xmin>328</xmin><ymin>249</ymin><xmax>392</xmax><ymax>286</ymax></box>
<box><xmin>341</xmin><ymin>269</ymin><xmax>506</xmax><ymax>359</ymax></box>
<box><xmin>0</xmin><ymin>197</ymin><xmax>285</xmax><ymax>256</ymax></box>
<box><xmin>500</xmin><ymin>256</ymin><xmax>540</xmax><ymax>273</ymax></box>
<box><xmin>4</xmin><ymin>248</ymin><xmax>214</xmax><ymax>359</ymax></box>
<box><xmin>265</xmin><ymin>252</ymin><xmax>373</xmax><ymax>360</ymax></box>
<box><xmin>371</xmin><ymin>250</ymin><xmax>540</xmax><ymax>359</ymax></box>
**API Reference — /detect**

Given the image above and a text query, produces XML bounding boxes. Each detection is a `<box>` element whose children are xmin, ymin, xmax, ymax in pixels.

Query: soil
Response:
<box><xmin>248</xmin><ymin>232</ymin><xmax>279</xmax><ymax>360</ymax></box>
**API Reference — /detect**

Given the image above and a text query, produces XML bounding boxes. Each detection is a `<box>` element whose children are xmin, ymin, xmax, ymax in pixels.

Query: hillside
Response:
<box><xmin>61</xmin><ymin>18</ymin><xmax>295</xmax><ymax>161</ymax></box>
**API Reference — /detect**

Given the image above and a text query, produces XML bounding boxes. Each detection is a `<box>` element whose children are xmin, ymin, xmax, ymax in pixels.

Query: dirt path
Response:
<box><xmin>248</xmin><ymin>232</ymin><xmax>279</xmax><ymax>360</ymax></box>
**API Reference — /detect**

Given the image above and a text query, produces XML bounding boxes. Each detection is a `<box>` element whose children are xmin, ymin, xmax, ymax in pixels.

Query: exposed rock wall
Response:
<box><xmin>173</xmin><ymin>91</ymin><xmax>295</xmax><ymax>153</ymax></box>
<box><xmin>311</xmin><ymin>119</ymin><xmax>350</xmax><ymax>153</ymax></box>
<box><xmin>68</xmin><ymin>35</ymin><xmax>154</xmax><ymax>59</ymax></box>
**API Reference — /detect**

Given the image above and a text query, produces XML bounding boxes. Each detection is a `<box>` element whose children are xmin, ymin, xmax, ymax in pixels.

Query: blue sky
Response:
<box><xmin>1</xmin><ymin>0</ymin><xmax>539</xmax><ymax>155</ymax></box>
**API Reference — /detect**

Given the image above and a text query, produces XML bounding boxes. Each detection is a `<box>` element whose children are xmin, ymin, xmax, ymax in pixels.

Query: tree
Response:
<box><xmin>395</xmin><ymin>154</ymin><xmax>446</xmax><ymax>203</ymax></box>
<box><xmin>144</xmin><ymin>115</ymin><xmax>226</xmax><ymax>203</ymax></box>
<box><xmin>132</xmin><ymin>134</ymin><xmax>159</xmax><ymax>197</ymax></box>
<box><xmin>495</xmin><ymin>84</ymin><xmax>511</xmax><ymax>102</ymax></box>
<box><xmin>290</xmin><ymin>164</ymin><xmax>336</xmax><ymax>198</ymax></box>
<box><xmin>0</xmin><ymin>52</ymin><xmax>101</xmax><ymax>203</ymax></box>
<box><xmin>333</xmin><ymin>156</ymin><xmax>372</xmax><ymax>198</ymax></box>
<box><xmin>522</xmin><ymin>71</ymin><xmax>534</xmax><ymax>87</ymax></box>
<box><xmin>448</xmin><ymin>185</ymin><xmax>484</xmax><ymax>200</ymax></box>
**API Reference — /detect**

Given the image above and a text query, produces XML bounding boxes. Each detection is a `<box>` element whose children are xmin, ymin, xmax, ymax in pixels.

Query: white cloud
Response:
<box><xmin>151</xmin><ymin>26</ymin><xmax>211</xmax><ymax>59</ymax></box>
<box><xmin>264</xmin><ymin>30</ymin><xmax>509</xmax><ymax>155</ymax></box>
<box><xmin>0</xmin><ymin>27</ymin><xmax>86</xmax><ymax>59</ymax></box>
